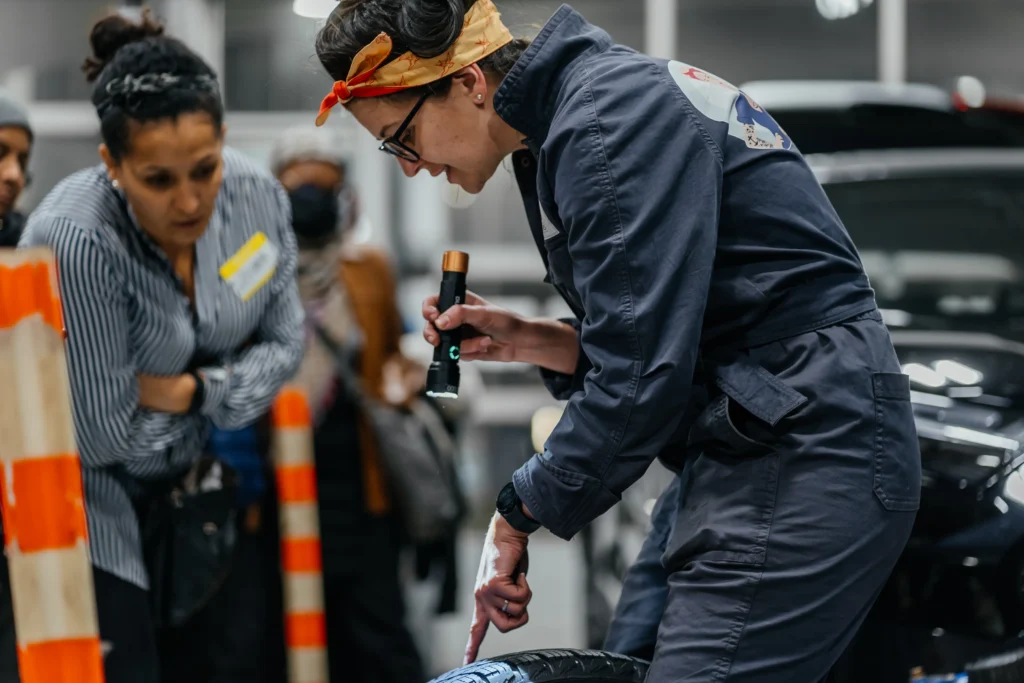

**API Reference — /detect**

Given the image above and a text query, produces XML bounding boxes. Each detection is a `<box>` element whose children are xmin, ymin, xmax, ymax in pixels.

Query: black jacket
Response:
<box><xmin>0</xmin><ymin>211</ymin><xmax>24</xmax><ymax>247</ymax></box>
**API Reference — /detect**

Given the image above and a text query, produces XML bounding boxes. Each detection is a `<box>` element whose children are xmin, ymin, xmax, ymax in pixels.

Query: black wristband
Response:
<box><xmin>187</xmin><ymin>369</ymin><xmax>205</xmax><ymax>415</ymax></box>
<box><xmin>496</xmin><ymin>482</ymin><xmax>541</xmax><ymax>534</ymax></box>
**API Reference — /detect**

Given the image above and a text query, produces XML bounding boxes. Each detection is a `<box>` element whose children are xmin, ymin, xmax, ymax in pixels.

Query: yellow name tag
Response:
<box><xmin>219</xmin><ymin>232</ymin><xmax>278</xmax><ymax>301</ymax></box>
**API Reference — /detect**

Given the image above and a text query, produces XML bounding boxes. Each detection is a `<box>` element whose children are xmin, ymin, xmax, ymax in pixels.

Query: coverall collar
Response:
<box><xmin>493</xmin><ymin>4</ymin><xmax>614</xmax><ymax>148</ymax></box>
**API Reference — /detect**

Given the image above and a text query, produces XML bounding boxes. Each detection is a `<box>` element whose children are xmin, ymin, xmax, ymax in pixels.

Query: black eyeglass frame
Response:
<box><xmin>378</xmin><ymin>92</ymin><xmax>431</xmax><ymax>163</ymax></box>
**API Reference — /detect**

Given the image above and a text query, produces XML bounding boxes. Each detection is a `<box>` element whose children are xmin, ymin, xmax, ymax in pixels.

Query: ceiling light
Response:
<box><xmin>956</xmin><ymin>75</ymin><xmax>987</xmax><ymax>109</ymax></box>
<box><xmin>816</xmin><ymin>0</ymin><xmax>874</xmax><ymax>20</ymax></box>
<box><xmin>293</xmin><ymin>0</ymin><xmax>339</xmax><ymax>19</ymax></box>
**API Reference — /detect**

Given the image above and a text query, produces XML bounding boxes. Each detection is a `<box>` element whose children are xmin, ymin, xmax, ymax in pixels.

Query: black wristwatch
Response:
<box><xmin>496</xmin><ymin>482</ymin><xmax>541</xmax><ymax>534</ymax></box>
<box><xmin>187</xmin><ymin>369</ymin><xmax>205</xmax><ymax>415</ymax></box>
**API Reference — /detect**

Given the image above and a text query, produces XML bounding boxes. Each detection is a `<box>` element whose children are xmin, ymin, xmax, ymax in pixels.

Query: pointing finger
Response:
<box><xmin>463</xmin><ymin>598</ymin><xmax>490</xmax><ymax>666</ymax></box>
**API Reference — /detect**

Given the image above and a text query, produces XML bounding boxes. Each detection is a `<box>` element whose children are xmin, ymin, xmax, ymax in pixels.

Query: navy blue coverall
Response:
<box><xmin>493</xmin><ymin>5</ymin><xmax>922</xmax><ymax>682</ymax></box>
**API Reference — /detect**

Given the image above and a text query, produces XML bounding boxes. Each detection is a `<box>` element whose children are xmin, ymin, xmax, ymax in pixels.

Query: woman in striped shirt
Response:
<box><xmin>14</xmin><ymin>11</ymin><xmax>304</xmax><ymax>683</ymax></box>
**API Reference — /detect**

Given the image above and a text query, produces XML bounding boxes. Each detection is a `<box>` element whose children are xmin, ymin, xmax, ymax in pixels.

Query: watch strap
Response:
<box><xmin>498</xmin><ymin>483</ymin><xmax>541</xmax><ymax>534</ymax></box>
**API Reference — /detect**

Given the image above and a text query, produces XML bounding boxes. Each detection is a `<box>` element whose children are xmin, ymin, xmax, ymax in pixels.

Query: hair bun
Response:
<box><xmin>397</xmin><ymin>0</ymin><xmax>467</xmax><ymax>58</ymax></box>
<box><xmin>82</xmin><ymin>9</ymin><xmax>165</xmax><ymax>83</ymax></box>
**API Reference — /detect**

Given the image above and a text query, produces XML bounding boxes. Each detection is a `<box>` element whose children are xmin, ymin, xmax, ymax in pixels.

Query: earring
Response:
<box><xmin>476</xmin><ymin>93</ymin><xmax>484</xmax><ymax>101</ymax></box>
<box><xmin>111</xmin><ymin>179</ymin><xmax>120</xmax><ymax>189</ymax></box>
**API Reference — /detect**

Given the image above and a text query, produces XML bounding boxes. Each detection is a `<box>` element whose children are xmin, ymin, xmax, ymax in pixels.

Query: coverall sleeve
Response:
<box><xmin>27</xmin><ymin>219</ymin><xmax>208</xmax><ymax>478</ymax></box>
<box><xmin>537</xmin><ymin>317</ymin><xmax>593</xmax><ymax>401</ymax></box>
<box><xmin>198</xmin><ymin>181</ymin><xmax>305</xmax><ymax>430</ymax></box>
<box><xmin>513</xmin><ymin>64</ymin><xmax>724</xmax><ymax>540</ymax></box>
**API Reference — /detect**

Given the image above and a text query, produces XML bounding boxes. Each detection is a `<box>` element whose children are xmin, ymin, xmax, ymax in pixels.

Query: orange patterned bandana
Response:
<box><xmin>315</xmin><ymin>0</ymin><xmax>513</xmax><ymax>126</ymax></box>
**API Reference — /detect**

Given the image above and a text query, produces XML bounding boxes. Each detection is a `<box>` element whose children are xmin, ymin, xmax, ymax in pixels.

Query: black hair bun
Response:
<box><xmin>397</xmin><ymin>0</ymin><xmax>468</xmax><ymax>58</ymax></box>
<box><xmin>82</xmin><ymin>9</ymin><xmax>166</xmax><ymax>83</ymax></box>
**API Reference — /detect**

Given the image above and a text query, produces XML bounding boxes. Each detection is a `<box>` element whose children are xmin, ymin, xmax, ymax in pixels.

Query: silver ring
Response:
<box><xmin>501</xmin><ymin>599</ymin><xmax>509</xmax><ymax>614</ymax></box>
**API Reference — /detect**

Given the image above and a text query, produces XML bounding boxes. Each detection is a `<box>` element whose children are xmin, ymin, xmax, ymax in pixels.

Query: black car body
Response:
<box><xmin>576</xmin><ymin>81</ymin><xmax>1024</xmax><ymax>681</ymax></box>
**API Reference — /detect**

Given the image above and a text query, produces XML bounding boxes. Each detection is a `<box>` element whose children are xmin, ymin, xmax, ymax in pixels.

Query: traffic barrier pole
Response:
<box><xmin>271</xmin><ymin>388</ymin><xmax>328</xmax><ymax>683</ymax></box>
<box><xmin>0</xmin><ymin>248</ymin><xmax>104</xmax><ymax>683</ymax></box>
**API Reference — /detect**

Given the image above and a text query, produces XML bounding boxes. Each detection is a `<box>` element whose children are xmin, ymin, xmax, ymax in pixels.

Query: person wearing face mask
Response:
<box><xmin>0</xmin><ymin>89</ymin><xmax>33</xmax><ymax>247</ymax></box>
<box><xmin>270</xmin><ymin>127</ymin><xmax>426</xmax><ymax>683</ymax></box>
<box><xmin>13</xmin><ymin>11</ymin><xmax>304</xmax><ymax>683</ymax></box>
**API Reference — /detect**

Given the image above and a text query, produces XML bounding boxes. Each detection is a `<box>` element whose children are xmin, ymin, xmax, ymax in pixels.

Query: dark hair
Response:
<box><xmin>82</xmin><ymin>9</ymin><xmax>224</xmax><ymax>161</ymax></box>
<box><xmin>315</xmin><ymin>0</ymin><xmax>529</xmax><ymax>100</ymax></box>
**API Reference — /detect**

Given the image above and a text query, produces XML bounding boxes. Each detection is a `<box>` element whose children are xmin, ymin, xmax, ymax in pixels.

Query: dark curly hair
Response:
<box><xmin>314</xmin><ymin>0</ymin><xmax>529</xmax><ymax>100</ymax></box>
<box><xmin>82</xmin><ymin>9</ymin><xmax>224</xmax><ymax>161</ymax></box>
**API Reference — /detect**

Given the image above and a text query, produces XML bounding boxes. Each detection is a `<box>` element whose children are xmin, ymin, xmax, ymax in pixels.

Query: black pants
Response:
<box><xmin>158</xmin><ymin>515</ymin><xmax>287</xmax><ymax>683</ymax></box>
<box><xmin>0</xmin><ymin>560</ymin><xmax>160</xmax><ymax>683</ymax></box>
<box><xmin>605</xmin><ymin>313</ymin><xmax>919</xmax><ymax>683</ymax></box>
<box><xmin>0</xmin><ymin>525</ymin><xmax>286</xmax><ymax>683</ymax></box>
<box><xmin>322</xmin><ymin>520</ymin><xmax>425</xmax><ymax>683</ymax></box>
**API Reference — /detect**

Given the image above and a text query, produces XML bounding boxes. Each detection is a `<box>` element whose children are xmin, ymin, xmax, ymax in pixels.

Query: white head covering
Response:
<box><xmin>268</xmin><ymin>125</ymin><xmax>347</xmax><ymax>177</ymax></box>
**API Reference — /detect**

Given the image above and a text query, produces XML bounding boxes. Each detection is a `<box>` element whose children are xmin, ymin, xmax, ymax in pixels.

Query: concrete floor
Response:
<box><xmin>405</xmin><ymin>528</ymin><xmax>588</xmax><ymax>679</ymax></box>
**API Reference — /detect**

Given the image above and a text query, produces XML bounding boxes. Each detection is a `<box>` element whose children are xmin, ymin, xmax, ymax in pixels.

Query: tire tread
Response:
<box><xmin>429</xmin><ymin>649</ymin><xmax>649</xmax><ymax>683</ymax></box>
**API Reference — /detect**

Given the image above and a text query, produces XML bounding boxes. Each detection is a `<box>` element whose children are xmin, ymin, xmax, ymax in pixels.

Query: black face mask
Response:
<box><xmin>288</xmin><ymin>184</ymin><xmax>339</xmax><ymax>243</ymax></box>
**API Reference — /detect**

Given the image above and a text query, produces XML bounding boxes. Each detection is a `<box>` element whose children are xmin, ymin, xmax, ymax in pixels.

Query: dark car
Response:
<box><xmin>572</xmin><ymin>82</ymin><xmax>1024</xmax><ymax>682</ymax></box>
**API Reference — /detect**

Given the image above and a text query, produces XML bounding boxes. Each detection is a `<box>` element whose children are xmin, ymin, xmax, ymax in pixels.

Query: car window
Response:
<box><xmin>824</xmin><ymin>174</ymin><xmax>1024</xmax><ymax>335</ymax></box>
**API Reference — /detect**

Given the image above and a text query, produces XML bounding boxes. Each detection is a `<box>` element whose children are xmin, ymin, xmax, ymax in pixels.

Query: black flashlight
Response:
<box><xmin>426</xmin><ymin>250</ymin><xmax>469</xmax><ymax>400</ymax></box>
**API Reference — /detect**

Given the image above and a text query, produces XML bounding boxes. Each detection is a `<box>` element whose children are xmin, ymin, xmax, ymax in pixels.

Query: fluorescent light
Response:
<box><xmin>903</xmin><ymin>362</ymin><xmax>947</xmax><ymax>389</ymax></box>
<box><xmin>957</xmin><ymin>75</ymin><xmax>987</xmax><ymax>108</ymax></box>
<box><xmin>293</xmin><ymin>0</ymin><xmax>339</xmax><ymax>19</ymax></box>
<box><xmin>934</xmin><ymin>360</ymin><xmax>984</xmax><ymax>386</ymax></box>
<box><xmin>816</xmin><ymin>0</ymin><xmax>873</xmax><ymax>20</ymax></box>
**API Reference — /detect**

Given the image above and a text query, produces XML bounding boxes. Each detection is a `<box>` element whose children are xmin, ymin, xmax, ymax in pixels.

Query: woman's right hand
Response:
<box><xmin>422</xmin><ymin>291</ymin><xmax>527</xmax><ymax>363</ymax></box>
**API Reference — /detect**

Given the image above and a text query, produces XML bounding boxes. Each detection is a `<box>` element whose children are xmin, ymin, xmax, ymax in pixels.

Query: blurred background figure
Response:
<box><xmin>270</xmin><ymin>126</ymin><xmax>429</xmax><ymax>683</ymax></box>
<box><xmin>0</xmin><ymin>89</ymin><xmax>32</xmax><ymax>247</ymax></box>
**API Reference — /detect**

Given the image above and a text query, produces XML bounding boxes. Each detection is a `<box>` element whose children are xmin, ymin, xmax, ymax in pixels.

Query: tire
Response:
<box><xmin>966</xmin><ymin>647</ymin><xmax>1024</xmax><ymax>683</ymax></box>
<box><xmin>429</xmin><ymin>649</ymin><xmax>649</xmax><ymax>683</ymax></box>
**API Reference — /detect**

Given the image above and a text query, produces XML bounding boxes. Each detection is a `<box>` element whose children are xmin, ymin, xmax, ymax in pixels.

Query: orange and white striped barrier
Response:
<box><xmin>0</xmin><ymin>248</ymin><xmax>104</xmax><ymax>683</ymax></box>
<box><xmin>271</xmin><ymin>388</ymin><xmax>328</xmax><ymax>683</ymax></box>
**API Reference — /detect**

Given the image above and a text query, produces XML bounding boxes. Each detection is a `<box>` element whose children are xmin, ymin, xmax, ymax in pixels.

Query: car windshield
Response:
<box><xmin>823</xmin><ymin>172</ymin><xmax>1024</xmax><ymax>340</ymax></box>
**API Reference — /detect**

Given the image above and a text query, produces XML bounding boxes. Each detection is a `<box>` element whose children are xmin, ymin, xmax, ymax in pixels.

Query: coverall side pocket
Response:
<box><xmin>666</xmin><ymin>363</ymin><xmax>806</xmax><ymax>569</ymax></box>
<box><xmin>872</xmin><ymin>372</ymin><xmax>922</xmax><ymax>512</ymax></box>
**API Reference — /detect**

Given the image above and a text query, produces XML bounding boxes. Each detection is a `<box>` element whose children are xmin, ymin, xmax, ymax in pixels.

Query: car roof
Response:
<box><xmin>739</xmin><ymin>80</ymin><xmax>954</xmax><ymax>113</ymax></box>
<box><xmin>806</xmin><ymin>148</ymin><xmax>1024</xmax><ymax>183</ymax></box>
<box><xmin>736</xmin><ymin>80</ymin><xmax>1024</xmax><ymax>154</ymax></box>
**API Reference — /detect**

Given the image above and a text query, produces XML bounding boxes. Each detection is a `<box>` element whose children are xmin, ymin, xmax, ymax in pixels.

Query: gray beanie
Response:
<box><xmin>0</xmin><ymin>89</ymin><xmax>32</xmax><ymax>140</ymax></box>
<box><xmin>269</xmin><ymin>126</ymin><xmax>346</xmax><ymax>177</ymax></box>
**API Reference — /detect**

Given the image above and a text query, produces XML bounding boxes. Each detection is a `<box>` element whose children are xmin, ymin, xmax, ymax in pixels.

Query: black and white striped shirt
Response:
<box><xmin>19</xmin><ymin>148</ymin><xmax>305</xmax><ymax>588</ymax></box>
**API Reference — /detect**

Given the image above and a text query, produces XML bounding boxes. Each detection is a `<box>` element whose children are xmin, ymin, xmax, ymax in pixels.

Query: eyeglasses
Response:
<box><xmin>379</xmin><ymin>93</ymin><xmax>430</xmax><ymax>163</ymax></box>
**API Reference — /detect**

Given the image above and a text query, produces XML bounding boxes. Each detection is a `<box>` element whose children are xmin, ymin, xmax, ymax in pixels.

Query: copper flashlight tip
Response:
<box><xmin>442</xmin><ymin>250</ymin><xmax>470</xmax><ymax>274</ymax></box>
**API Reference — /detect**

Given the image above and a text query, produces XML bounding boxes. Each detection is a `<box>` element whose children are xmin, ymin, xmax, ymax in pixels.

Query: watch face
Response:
<box><xmin>496</xmin><ymin>483</ymin><xmax>517</xmax><ymax>513</ymax></box>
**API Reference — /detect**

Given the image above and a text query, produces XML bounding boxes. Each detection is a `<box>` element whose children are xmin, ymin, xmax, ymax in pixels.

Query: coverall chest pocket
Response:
<box><xmin>665</xmin><ymin>361</ymin><xmax>807</xmax><ymax>569</ymax></box>
<box><xmin>544</xmin><ymin>234</ymin><xmax>584</xmax><ymax>316</ymax></box>
<box><xmin>872</xmin><ymin>372</ymin><xmax>921</xmax><ymax>512</ymax></box>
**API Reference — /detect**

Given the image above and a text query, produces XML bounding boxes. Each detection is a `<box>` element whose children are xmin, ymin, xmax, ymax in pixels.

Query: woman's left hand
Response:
<box><xmin>464</xmin><ymin>512</ymin><xmax>533</xmax><ymax>665</ymax></box>
<box><xmin>137</xmin><ymin>373</ymin><xmax>197</xmax><ymax>414</ymax></box>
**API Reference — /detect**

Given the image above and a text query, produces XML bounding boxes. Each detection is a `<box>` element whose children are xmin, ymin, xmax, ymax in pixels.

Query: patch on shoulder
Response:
<box><xmin>667</xmin><ymin>61</ymin><xmax>792</xmax><ymax>151</ymax></box>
